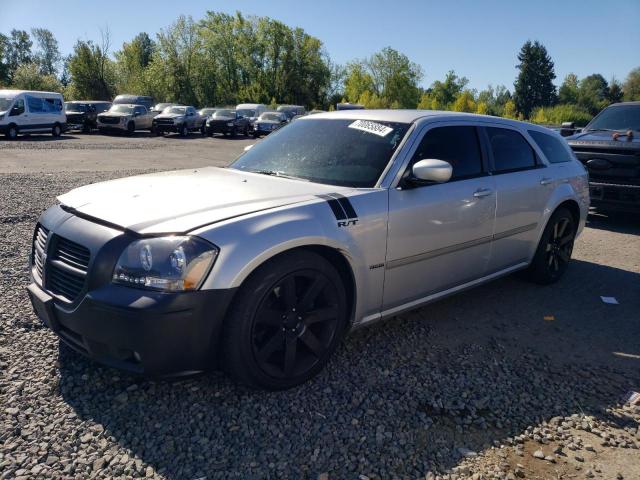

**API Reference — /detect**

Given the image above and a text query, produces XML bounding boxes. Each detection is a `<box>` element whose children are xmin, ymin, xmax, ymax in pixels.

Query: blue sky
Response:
<box><xmin>2</xmin><ymin>0</ymin><xmax>639</xmax><ymax>91</ymax></box>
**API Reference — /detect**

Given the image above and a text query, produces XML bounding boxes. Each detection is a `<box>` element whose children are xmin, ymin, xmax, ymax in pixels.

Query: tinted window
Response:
<box><xmin>486</xmin><ymin>127</ymin><xmax>536</xmax><ymax>172</ymax></box>
<box><xmin>27</xmin><ymin>96</ymin><xmax>43</xmax><ymax>113</ymax></box>
<box><xmin>134</xmin><ymin>106</ymin><xmax>145</xmax><ymax>115</ymax></box>
<box><xmin>411</xmin><ymin>126</ymin><xmax>483</xmax><ymax>180</ymax></box>
<box><xmin>10</xmin><ymin>98</ymin><xmax>25</xmax><ymax>116</ymax></box>
<box><xmin>528</xmin><ymin>130</ymin><xmax>572</xmax><ymax>164</ymax></box>
<box><xmin>586</xmin><ymin>104</ymin><xmax>640</xmax><ymax>132</ymax></box>
<box><xmin>231</xmin><ymin>118</ymin><xmax>410</xmax><ymax>188</ymax></box>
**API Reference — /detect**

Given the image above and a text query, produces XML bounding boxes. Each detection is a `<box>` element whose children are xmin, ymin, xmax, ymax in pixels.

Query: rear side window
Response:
<box><xmin>528</xmin><ymin>130</ymin><xmax>572</xmax><ymax>164</ymax></box>
<box><xmin>27</xmin><ymin>96</ymin><xmax>44</xmax><ymax>113</ymax></box>
<box><xmin>411</xmin><ymin>126</ymin><xmax>484</xmax><ymax>180</ymax></box>
<box><xmin>486</xmin><ymin>127</ymin><xmax>537</xmax><ymax>172</ymax></box>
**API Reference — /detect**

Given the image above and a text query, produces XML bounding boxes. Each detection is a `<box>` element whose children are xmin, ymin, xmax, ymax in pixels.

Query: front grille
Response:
<box><xmin>32</xmin><ymin>224</ymin><xmax>49</xmax><ymax>282</ymax></box>
<box><xmin>99</xmin><ymin>116</ymin><xmax>120</xmax><ymax>125</ymax></box>
<box><xmin>48</xmin><ymin>235</ymin><xmax>91</xmax><ymax>302</ymax></box>
<box><xmin>573</xmin><ymin>149</ymin><xmax>640</xmax><ymax>186</ymax></box>
<box><xmin>154</xmin><ymin>118</ymin><xmax>176</xmax><ymax>126</ymax></box>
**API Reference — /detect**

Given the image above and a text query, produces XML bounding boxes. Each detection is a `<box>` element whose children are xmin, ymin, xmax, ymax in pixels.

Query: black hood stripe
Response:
<box><xmin>329</xmin><ymin>193</ymin><xmax>358</xmax><ymax>219</ymax></box>
<box><xmin>317</xmin><ymin>194</ymin><xmax>347</xmax><ymax>220</ymax></box>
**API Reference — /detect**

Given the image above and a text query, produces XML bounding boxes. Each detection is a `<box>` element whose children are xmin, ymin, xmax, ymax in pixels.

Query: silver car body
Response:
<box><xmin>53</xmin><ymin>110</ymin><xmax>589</xmax><ymax>329</ymax></box>
<box><xmin>97</xmin><ymin>104</ymin><xmax>154</xmax><ymax>132</ymax></box>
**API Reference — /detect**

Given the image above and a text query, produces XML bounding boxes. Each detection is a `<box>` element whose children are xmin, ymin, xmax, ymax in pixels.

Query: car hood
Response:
<box><xmin>567</xmin><ymin>130</ymin><xmax>640</xmax><ymax>148</ymax></box>
<box><xmin>209</xmin><ymin>116</ymin><xmax>235</xmax><ymax>121</ymax></box>
<box><xmin>257</xmin><ymin>120</ymin><xmax>281</xmax><ymax>125</ymax></box>
<box><xmin>155</xmin><ymin>113</ymin><xmax>185</xmax><ymax>120</ymax></box>
<box><xmin>57</xmin><ymin>167</ymin><xmax>346</xmax><ymax>234</ymax></box>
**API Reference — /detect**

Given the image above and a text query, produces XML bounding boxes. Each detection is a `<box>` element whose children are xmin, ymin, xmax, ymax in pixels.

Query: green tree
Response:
<box><xmin>429</xmin><ymin>71</ymin><xmax>468</xmax><ymax>109</ymax></box>
<box><xmin>67</xmin><ymin>31</ymin><xmax>116</xmax><ymax>100</ymax></box>
<box><xmin>5</xmin><ymin>29</ymin><xmax>32</xmax><ymax>81</ymax></box>
<box><xmin>577</xmin><ymin>74</ymin><xmax>609</xmax><ymax>115</ymax></box>
<box><xmin>344</xmin><ymin>62</ymin><xmax>375</xmax><ymax>103</ymax></box>
<box><xmin>0</xmin><ymin>33</ymin><xmax>9</xmax><ymax>85</ymax></box>
<box><xmin>11</xmin><ymin>62</ymin><xmax>62</xmax><ymax>92</ymax></box>
<box><xmin>451</xmin><ymin>90</ymin><xmax>477</xmax><ymax>112</ymax></box>
<box><xmin>477</xmin><ymin>84</ymin><xmax>511</xmax><ymax>115</ymax></box>
<box><xmin>558</xmin><ymin>73</ymin><xmax>579</xmax><ymax>104</ymax></box>
<box><xmin>115</xmin><ymin>32</ymin><xmax>155</xmax><ymax>94</ymax></box>
<box><xmin>623</xmin><ymin>67</ymin><xmax>640</xmax><ymax>101</ymax></box>
<box><xmin>513</xmin><ymin>40</ymin><xmax>557</xmax><ymax>118</ymax></box>
<box><xmin>366</xmin><ymin>47</ymin><xmax>422</xmax><ymax>108</ymax></box>
<box><xmin>607</xmin><ymin>77</ymin><xmax>623</xmax><ymax>104</ymax></box>
<box><xmin>31</xmin><ymin>28</ymin><xmax>61</xmax><ymax>76</ymax></box>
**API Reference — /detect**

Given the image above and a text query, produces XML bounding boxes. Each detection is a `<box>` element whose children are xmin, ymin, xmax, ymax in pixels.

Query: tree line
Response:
<box><xmin>1</xmin><ymin>13</ymin><xmax>639</xmax><ymax>125</ymax></box>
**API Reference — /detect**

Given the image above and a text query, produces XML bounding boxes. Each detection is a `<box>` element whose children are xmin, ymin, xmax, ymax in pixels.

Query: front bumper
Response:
<box><xmin>153</xmin><ymin>122</ymin><xmax>180</xmax><ymax>133</ymax></box>
<box><xmin>98</xmin><ymin>123</ymin><xmax>127</xmax><ymax>132</ymax></box>
<box><xmin>589</xmin><ymin>181</ymin><xmax>640</xmax><ymax>212</ymax></box>
<box><xmin>206</xmin><ymin>122</ymin><xmax>235</xmax><ymax>134</ymax></box>
<box><xmin>28</xmin><ymin>205</ymin><xmax>236</xmax><ymax>376</ymax></box>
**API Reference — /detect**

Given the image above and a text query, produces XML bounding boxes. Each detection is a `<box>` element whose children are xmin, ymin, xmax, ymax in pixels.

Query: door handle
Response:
<box><xmin>473</xmin><ymin>188</ymin><xmax>493</xmax><ymax>198</ymax></box>
<box><xmin>540</xmin><ymin>177</ymin><xmax>553</xmax><ymax>185</ymax></box>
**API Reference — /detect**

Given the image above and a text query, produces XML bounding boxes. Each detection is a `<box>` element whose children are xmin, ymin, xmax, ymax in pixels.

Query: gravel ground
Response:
<box><xmin>1</xmin><ymin>135</ymin><xmax>639</xmax><ymax>479</ymax></box>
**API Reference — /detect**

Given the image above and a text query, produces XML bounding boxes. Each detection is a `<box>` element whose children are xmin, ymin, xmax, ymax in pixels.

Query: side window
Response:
<box><xmin>10</xmin><ymin>98</ymin><xmax>25</xmax><ymax>116</ymax></box>
<box><xmin>27</xmin><ymin>96</ymin><xmax>44</xmax><ymax>113</ymax></box>
<box><xmin>135</xmin><ymin>106</ymin><xmax>145</xmax><ymax>115</ymax></box>
<box><xmin>528</xmin><ymin>130</ymin><xmax>572</xmax><ymax>164</ymax></box>
<box><xmin>486</xmin><ymin>127</ymin><xmax>537</xmax><ymax>172</ymax></box>
<box><xmin>411</xmin><ymin>126</ymin><xmax>484</xmax><ymax>180</ymax></box>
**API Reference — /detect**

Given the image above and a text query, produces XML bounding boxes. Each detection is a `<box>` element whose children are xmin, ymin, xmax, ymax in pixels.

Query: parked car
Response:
<box><xmin>0</xmin><ymin>89</ymin><xmax>65</xmax><ymax>139</ymax></box>
<box><xmin>112</xmin><ymin>94</ymin><xmax>154</xmax><ymax>111</ymax></box>
<box><xmin>236</xmin><ymin>103</ymin><xmax>267</xmax><ymax>122</ymax></box>
<box><xmin>565</xmin><ymin>102</ymin><xmax>640</xmax><ymax>213</ymax></box>
<box><xmin>150</xmin><ymin>103</ymin><xmax>175</xmax><ymax>116</ymax></box>
<box><xmin>64</xmin><ymin>101</ymin><xmax>111</xmax><ymax>132</ymax></box>
<box><xmin>27</xmin><ymin>110</ymin><xmax>589</xmax><ymax>390</ymax></box>
<box><xmin>205</xmin><ymin>108</ymin><xmax>252</xmax><ymax>137</ymax></box>
<box><xmin>277</xmin><ymin>105</ymin><xmax>306</xmax><ymax>121</ymax></box>
<box><xmin>152</xmin><ymin>105</ymin><xmax>206</xmax><ymax>137</ymax></box>
<box><xmin>97</xmin><ymin>104</ymin><xmax>154</xmax><ymax>135</ymax></box>
<box><xmin>251</xmin><ymin>111</ymin><xmax>288</xmax><ymax>137</ymax></box>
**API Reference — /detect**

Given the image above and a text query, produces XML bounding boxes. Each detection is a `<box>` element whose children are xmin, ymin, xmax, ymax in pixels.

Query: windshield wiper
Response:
<box><xmin>249</xmin><ymin>170</ymin><xmax>309</xmax><ymax>181</ymax></box>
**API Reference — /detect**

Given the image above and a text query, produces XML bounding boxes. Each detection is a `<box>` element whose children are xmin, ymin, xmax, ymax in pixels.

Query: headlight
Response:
<box><xmin>112</xmin><ymin>236</ymin><xmax>218</xmax><ymax>291</ymax></box>
<box><xmin>227</xmin><ymin>122</ymin><xmax>234</xmax><ymax>127</ymax></box>
<box><xmin>120</xmin><ymin>117</ymin><xmax>127</xmax><ymax>123</ymax></box>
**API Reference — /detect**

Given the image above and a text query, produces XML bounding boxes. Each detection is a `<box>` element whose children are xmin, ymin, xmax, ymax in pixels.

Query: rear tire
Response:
<box><xmin>200</xmin><ymin>124</ymin><xmax>206</xmax><ymax>136</ymax></box>
<box><xmin>222</xmin><ymin>250</ymin><xmax>348</xmax><ymax>390</ymax></box>
<box><xmin>52</xmin><ymin>123</ymin><xmax>62</xmax><ymax>137</ymax></box>
<box><xmin>523</xmin><ymin>208</ymin><xmax>576</xmax><ymax>285</ymax></box>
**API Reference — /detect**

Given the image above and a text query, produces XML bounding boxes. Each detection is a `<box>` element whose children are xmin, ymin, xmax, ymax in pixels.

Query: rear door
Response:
<box><xmin>384</xmin><ymin>123</ymin><xmax>497</xmax><ymax>310</ymax></box>
<box><xmin>481</xmin><ymin>125</ymin><xmax>553</xmax><ymax>270</ymax></box>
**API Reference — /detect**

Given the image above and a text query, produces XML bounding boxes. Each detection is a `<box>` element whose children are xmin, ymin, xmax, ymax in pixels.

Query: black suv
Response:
<box><xmin>566</xmin><ymin>102</ymin><xmax>640</xmax><ymax>213</ymax></box>
<box><xmin>64</xmin><ymin>101</ymin><xmax>112</xmax><ymax>132</ymax></box>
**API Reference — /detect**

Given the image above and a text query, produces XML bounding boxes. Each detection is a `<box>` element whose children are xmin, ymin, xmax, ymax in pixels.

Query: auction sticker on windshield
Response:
<box><xmin>348</xmin><ymin>119</ymin><xmax>393</xmax><ymax>137</ymax></box>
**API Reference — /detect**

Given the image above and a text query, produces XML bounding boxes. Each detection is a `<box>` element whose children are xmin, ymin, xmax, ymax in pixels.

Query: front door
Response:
<box><xmin>384</xmin><ymin>124</ymin><xmax>497</xmax><ymax>310</ymax></box>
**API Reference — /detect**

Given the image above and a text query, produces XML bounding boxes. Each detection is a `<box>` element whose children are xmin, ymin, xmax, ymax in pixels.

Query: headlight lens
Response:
<box><xmin>113</xmin><ymin>236</ymin><xmax>218</xmax><ymax>291</ymax></box>
<box><xmin>227</xmin><ymin>122</ymin><xmax>234</xmax><ymax>127</ymax></box>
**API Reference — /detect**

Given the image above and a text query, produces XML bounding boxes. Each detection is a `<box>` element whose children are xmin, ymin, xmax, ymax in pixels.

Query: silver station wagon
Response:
<box><xmin>27</xmin><ymin>110</ymin><xmax>589</xmax><ymax>389</ymax></box>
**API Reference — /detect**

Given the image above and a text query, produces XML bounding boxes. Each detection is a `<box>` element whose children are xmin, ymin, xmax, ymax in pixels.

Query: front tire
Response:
<box><xmin>6</xmin><ymin>124</ymin><xmax>18</xmax><ymax>139</ymax></box>
<box><xmin>52</xmin><ymin>123</ymin><xmax>62</xmax><ymax>137</ymax></box>
<box><xmin>524</xmin><ymin>208</ymin><xmax>576</xmax><ymax>284</ymax></box>
<box><xmin>222</xmin><ymin>250</ymin><xmax>348</xmax><ymax>390</ymax></box>
<box><xmin>180</xmin><ymin>124</ymin><xmax>188</xmax><ymax>137</ymax></box>
<box><xmin>126</xmin><ymin>121</ymin><xmax>135</xmax><ymax>135</ymax></box>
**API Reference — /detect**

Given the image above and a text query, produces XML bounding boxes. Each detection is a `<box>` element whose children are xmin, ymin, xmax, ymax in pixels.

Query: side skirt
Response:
<box><xmin>354</xmin><ymin>261</ymin><xmax>529</xmax><ymax>329</ymax></box>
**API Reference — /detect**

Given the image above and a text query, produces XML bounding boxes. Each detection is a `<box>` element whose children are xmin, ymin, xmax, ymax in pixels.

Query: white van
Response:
<box><xmin>235</xmin><ymin>103</ymin><xmax>267</xmax><ymax>121</ymax></box>
<box><xmin>0</xmin><ymin>89</ymin><xmax>66</xmax><ymax>139</ymax></box>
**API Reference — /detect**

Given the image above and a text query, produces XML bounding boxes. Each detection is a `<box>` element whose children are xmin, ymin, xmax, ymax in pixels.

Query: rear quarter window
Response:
<box><xmin>486</xmin><ymin>127</ymin><xmax>537</xmax><ymax>172</ymax></box>
<box><xmin>528</xmin><ymin>130</ymin><xmax>572</xmax><ymax>164</ymax></box>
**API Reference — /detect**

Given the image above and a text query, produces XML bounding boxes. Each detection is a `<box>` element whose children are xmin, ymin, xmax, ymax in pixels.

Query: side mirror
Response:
<box><xmin>411</xmin><ymin>159</ymin><xmax>452</xmax><ymax>183</ymax></box>
<box><xmin>243</xmin><ymin>144</ymin><xmax>255</xmax><ymax>152</ymax></box>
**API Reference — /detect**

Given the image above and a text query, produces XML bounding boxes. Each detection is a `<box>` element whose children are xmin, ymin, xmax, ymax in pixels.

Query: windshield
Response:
<box><xmin>230</xmin><ymin>118</ymin><xmax>410</xmax><ymax>188</ymax></box>
<box><xmin>65</xmin><ymin>103</ymin><xmax>87</xmax><ymax>112</ymax></box>
<box><xmin>0</xmin><ymin>97</ymin><xmax>15</xmax><ymax>111</ymax></box>
<box><xmin>586</xmin><ymin>105</ymin><xmax>640</xmax><ymax>132</ymax></box>
<box><xmin>199</xmin><ymin>108</ymin><xmax>217</xmax><ymax>116</ymax></box>
<box><xmin>236</xmin><ymin>109</ymin><xmax>255</xmax><ymax>117</ymax></box>
<box><xmin>153</xmin><ymin>103</ymin><xmax>172</xmax><ymax>111</ymax></box>
<box><xmin>259</xmin><ymin>113</ymin><xmax>282</xmax><ymax>122</ymax></box>
<box><xmin>213</xmin><ymin>109</ymin><xmax>235</xmax><ymax>118</ymax></box>
<box><xmin>109</xmin><ymin>105</ymin><xmax>134</xmax><ymax>114</ymax></box>
<box><xmin>164</xmin><ymin>106</ymin><xmax>186</xmax><ymax>114</ymax></box>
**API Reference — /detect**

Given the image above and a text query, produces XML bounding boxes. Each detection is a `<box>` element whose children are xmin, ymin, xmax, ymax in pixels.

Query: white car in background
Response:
<box><xmin>0</xmin><ymin>89</ymin><xmax>66</xmax><ymax>139</ymax></box>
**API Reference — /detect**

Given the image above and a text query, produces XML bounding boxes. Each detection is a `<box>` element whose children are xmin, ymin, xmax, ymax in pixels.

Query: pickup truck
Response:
<box><xmin>152</xmin><ymin>105</ymin><xmax>206</xmax><ymax>136</ymax></box>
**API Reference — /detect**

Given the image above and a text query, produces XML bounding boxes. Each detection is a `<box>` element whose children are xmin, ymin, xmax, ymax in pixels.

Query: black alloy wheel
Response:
<box><xmin>524</xmin><ymin>207</ymin><xmax>576</xmax><ymax>284</ymax></box>
<box><xmin>251</xmin><ymin>270</ymin><xmax>340</xmax><ymax>379</ymax></box>
<box><xmin>222</xmin><ymin>250</ymin><xmax>348</xmax><ymax>389</ymax></box>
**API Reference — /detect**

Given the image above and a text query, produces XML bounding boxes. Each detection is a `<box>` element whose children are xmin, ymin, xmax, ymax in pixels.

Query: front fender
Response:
<box><xmin>192</xmin><ymin>191</ymin><xmax>389</xmax><ymax>324</ymax></box>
